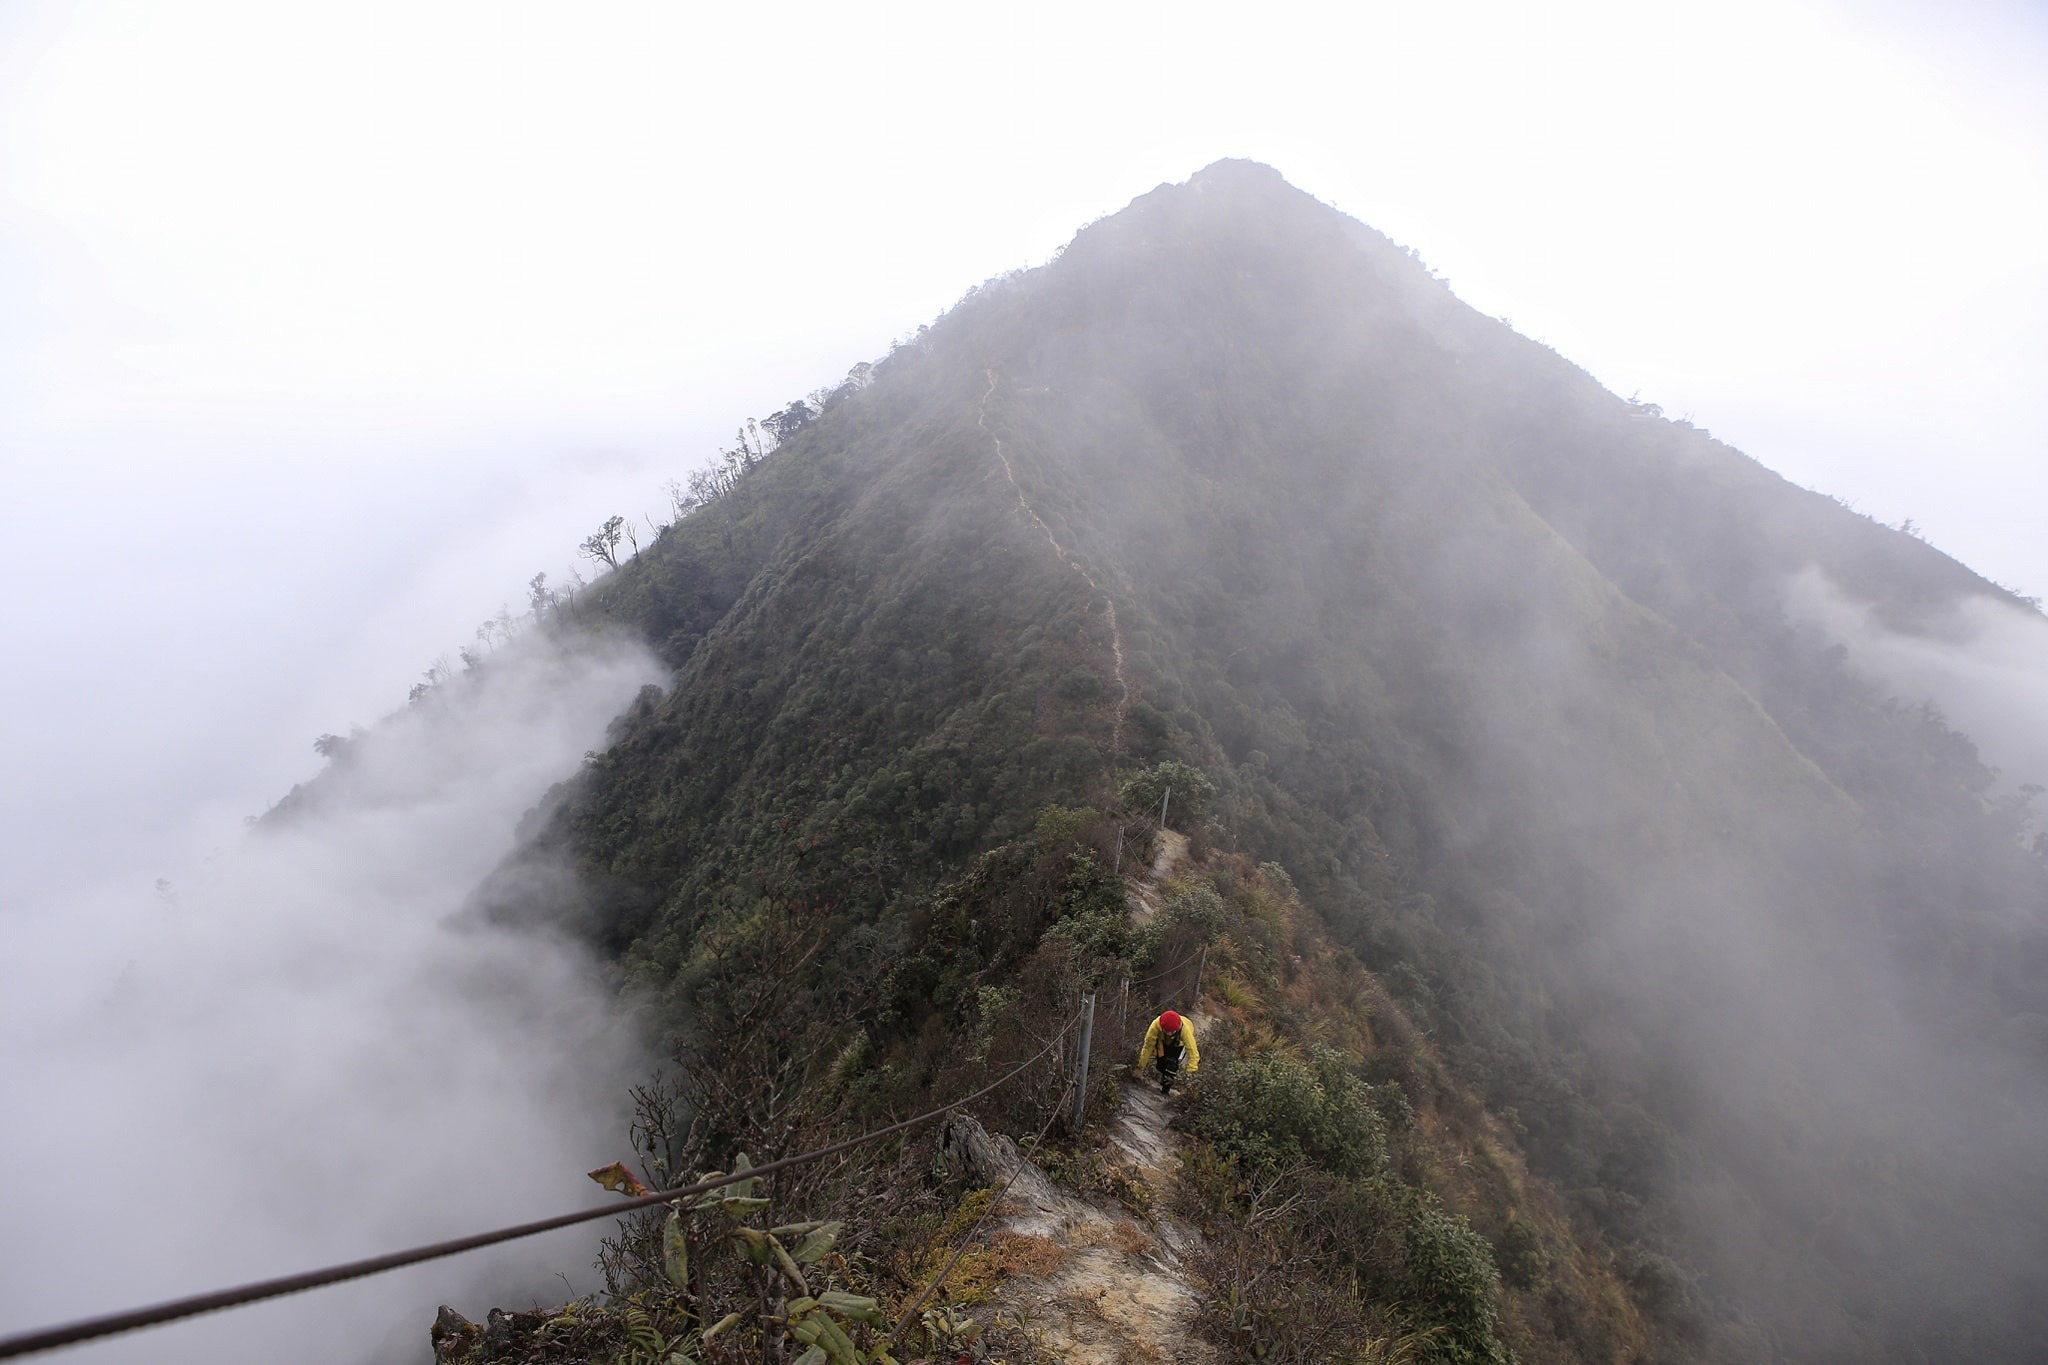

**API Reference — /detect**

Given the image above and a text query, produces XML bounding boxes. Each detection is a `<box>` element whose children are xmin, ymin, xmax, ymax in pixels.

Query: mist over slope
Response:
<box><xmin>951</xmin><ymin>164</ymin><xmax>2048</xmax><ymax>1358</ymax></box>
<box><xmin>1787</xmin><ymin>567</ymin><xmax>2048</xmax><ymax>799</ymax></box>
<box><xmin>0</xmin><ymin>633</ymin><xmax>661</xmax><ymax>1364</ymax></box>
<box><xmin>452</xmin><ymin>162</ymin><xmax>2044</xmax><ymax>1361</ymax></box>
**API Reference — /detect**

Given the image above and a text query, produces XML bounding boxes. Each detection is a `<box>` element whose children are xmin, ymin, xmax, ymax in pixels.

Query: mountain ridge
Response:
<box><xmin>440</xmin><ymin>161</ymin><xmax>2048</xmax><ymax>1361</ymax></box>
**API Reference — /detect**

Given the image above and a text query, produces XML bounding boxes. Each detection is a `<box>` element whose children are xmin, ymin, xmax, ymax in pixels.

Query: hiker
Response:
<box><xmin>1137</xmin><ymin>1009</ymin><xmax>1199</xmax><ymax>1094</ymax></box>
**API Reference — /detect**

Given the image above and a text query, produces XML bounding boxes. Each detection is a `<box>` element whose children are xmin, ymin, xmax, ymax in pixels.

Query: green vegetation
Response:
<box><xmin>454</xmin><ymin>803</ymin><xmax>1618</xmax><ymax>1363</ymax></box>
<box><xmin>1118</xmin><ymin>758</ymin><xmax>1215</xmax><ymax>828</ymax></box>
<box><xmin>436</xmin><ymin>1157</ymin><xmax>895</xmax><ymax>1365</ymax></box>
<box><xmin>1132</xmin><ymin>843</ymin><xmax>1641</xmax><ymax>1364</ymax></box>
<box><xmin>1186</xmin><ymin>1046</ymin><xmax>1389</xmax><ymax>1180</ymax></box>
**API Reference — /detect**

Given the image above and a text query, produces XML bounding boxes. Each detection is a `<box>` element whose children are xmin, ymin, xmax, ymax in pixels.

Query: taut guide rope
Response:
<box><xmin>0</xmin><ymin>1005</ymin><xmax>1089</xmax><ymax>1360</ymax></box>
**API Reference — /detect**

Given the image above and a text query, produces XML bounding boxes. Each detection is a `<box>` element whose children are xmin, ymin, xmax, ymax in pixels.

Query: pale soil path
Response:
<box><xmin>1126</xmin><ymin>828</ymin><xmax>1188</xmax><ymax>925</ymax></box>
<box><xmin>953</xmin><ymin>1080</ymin><xmax>1217</xmax><ymax>1365</ymax></box>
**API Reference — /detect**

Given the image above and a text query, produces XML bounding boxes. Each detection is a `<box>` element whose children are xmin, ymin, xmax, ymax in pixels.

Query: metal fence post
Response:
<box><xmin>1072</xmin><ymin>993</ymin><xmax>1097</xmax><ymax>1128</ymax></box>
<box><xmin>1157</xmin><ymin>784</ymin><xmax>1172</xmax><ymax>832</ymax></box>
<box><xmin>1194</xmin><ymin>944</ymin><xmax>1208</xmax><ymax>1003</ymax></box>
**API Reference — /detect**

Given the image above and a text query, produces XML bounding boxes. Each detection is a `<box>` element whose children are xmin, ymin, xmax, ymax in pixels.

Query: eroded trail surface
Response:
<box><xmin>1126</xmin><ymin>828</ymin><xmax>1188</xmax><ymax>925</ymax></box>
<box><xmin>947</xmin><ymin>1078</ymin><xmax>1216</xmax><ymax>1364</ymax></box>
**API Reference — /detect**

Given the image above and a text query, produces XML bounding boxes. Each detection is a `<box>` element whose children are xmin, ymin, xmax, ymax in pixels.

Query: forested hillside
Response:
<box><xmin>443</xmin><ymin>161</ymin><xmax>2048</xmax><ymax>1362</ymax></box>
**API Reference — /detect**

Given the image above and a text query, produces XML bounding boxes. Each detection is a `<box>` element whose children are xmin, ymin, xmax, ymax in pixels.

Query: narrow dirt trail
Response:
<box><xmin>977</xmin><ymin>368</ymin><xmax>1131</xmax><ymax>759</ymax></box>
<box><xmin>959</xmin><ymin>1084</ymin><xmax>1217</xmax><ymax>1365</ymax></box>
<box><xmin>1125</xmin><ymin>828</ymin><xmax>1188</xmax><ymax>925</ymax></box>
<box><xmin>949</xmin><ymin>823</ymin><xmax>1218</xmax><ymax>1362</ymax></box>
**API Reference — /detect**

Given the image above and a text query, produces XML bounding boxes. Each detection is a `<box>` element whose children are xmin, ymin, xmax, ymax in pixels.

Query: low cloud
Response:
<box><xmin>1786</xmin><ymin>565</ymin><xmax>2048</xmax><ymax>800</ymax></box>
<box><xmin>0</xmin><ymin>630</ymin><xmax>665</xmax><ymax>1363</ymax></box>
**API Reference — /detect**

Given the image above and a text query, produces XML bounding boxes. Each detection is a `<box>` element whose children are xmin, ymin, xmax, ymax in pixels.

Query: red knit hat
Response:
<box><xmin>1159</xmin><ymin>1010</ymin><xmax>1182</xmax><ymax>1032</ymax></box>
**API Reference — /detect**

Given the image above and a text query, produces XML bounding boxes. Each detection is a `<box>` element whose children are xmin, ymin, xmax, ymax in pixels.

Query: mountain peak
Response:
<box><xmin>1093</xmin><ymin>156</ymin><xmax>1345</xmax><ymax>241</ymax></box>
<box><xmin>1186</xmin><ymin>156</ymin><xmax>1295</xmax><ymax>188</ymax></box>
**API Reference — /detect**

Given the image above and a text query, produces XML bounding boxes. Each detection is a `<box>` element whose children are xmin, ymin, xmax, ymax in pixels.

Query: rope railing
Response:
<box><xmin>1129</xmin><ymin>940</ymin><xmax>1206</xmax><ymax>988</ymax></box>
<box><xmin>0</xmin><ymin>1005</ymin><xmax>1088</xmax><ymax>1361</ymax></box>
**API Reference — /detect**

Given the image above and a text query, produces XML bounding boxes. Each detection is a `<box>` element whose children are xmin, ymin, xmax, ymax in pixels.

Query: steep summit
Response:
<box><xmin>482</xmin><ymin>165</ymin><xmax>2048</xmax><ymax>1362</ymax></box>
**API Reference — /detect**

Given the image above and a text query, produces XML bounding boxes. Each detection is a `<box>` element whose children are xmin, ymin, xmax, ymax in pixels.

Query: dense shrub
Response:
<box><xmin>1186</xmin><ymin>1044</ymin><xmax>1388</xmax><ymax>1180</ymax></box>
<box><xmin>1370</xmin><ymin>1187</ymin><xmax>1514</xmax><ymax>1365</ymax></box>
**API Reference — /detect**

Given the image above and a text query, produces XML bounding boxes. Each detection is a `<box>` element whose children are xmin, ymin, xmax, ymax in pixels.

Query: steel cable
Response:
<box><xmin>1128</xmin><ymin>940</ymin><xmax>1205</xmax><ymax>988</ymax></box>
<box><xmin>0</xmin><ymin>1004</ymin><xmax>1087</xmax><ymax>1360</ymax></box>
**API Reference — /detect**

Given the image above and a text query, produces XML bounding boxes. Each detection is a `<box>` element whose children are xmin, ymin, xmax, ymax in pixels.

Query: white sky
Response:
<box><xmin>1</xmin><ymin>0</ymin><xmax>2043</xmax><ymax>888</ymax></box>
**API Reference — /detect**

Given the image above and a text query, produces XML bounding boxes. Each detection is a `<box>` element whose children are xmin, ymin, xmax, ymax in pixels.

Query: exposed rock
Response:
<box><xmin>430</xmin><ymin>1305</ymin><xmax>481</xmax><ymax>1363</ymax></box>
<box><xmin>1109</xmin><ymin>1077</ymin><xmax>1175</xmax><ymax>1176</ymax></box>
<box><xmin>938</xmin><ymin>1113</ymin><xmax>1072</xmax><ymax>1237</ymax></box>
<box><xmin>484</xmin><ymin>1307</ymin><xmax>542</xmax><ymax>1350</ymax></box>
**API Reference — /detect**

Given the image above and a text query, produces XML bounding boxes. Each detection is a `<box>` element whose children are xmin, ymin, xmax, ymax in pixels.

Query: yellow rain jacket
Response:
<box><xmin>1137</xmin><ymin>1015</ymin><xmax>1199</xmax><ymax>1074</ymax></box>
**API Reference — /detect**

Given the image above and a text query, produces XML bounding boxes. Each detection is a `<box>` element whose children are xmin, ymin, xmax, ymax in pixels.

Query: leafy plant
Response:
<box><xmin>580</xmin><ymin>1155</ymin><xmax>899</xmax><ymax>1365</ymax></box>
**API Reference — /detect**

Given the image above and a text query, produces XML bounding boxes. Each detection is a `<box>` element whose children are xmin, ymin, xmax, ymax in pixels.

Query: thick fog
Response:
<box><xmin>1326</xmin><ymin>498</ymin><xmax>2048</xmax><ymax>1352</ymax></box>
<box><xmin>1437</xmin><ymin>536</ymin><xmax>2048</xmax><ymax>1350</ymax></box>
<box><xmin>0</xmin><ymin>632</ymin><xmax>664</xmax><ymax>1363</ymax></box>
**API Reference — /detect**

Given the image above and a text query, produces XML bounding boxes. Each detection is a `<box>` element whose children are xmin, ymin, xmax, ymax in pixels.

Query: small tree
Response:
<box><xmin>580</xmin><ymin>515</ymin><xmax>626</xmax><ymax>570</ymax></box>
<box><xmin>1119</xmin><ymin>760</ymin><xmax>1217</xmax><ymax>829</ymax></box>
<box><xmin>664</xmin><ymin>478</ymin><xmax>702</xmax><ymax>522</ymax></box>
<box><xmin>764</xmin><ymin>399</ymin><xmax>816</xmax><ymax>446</ymax></box>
